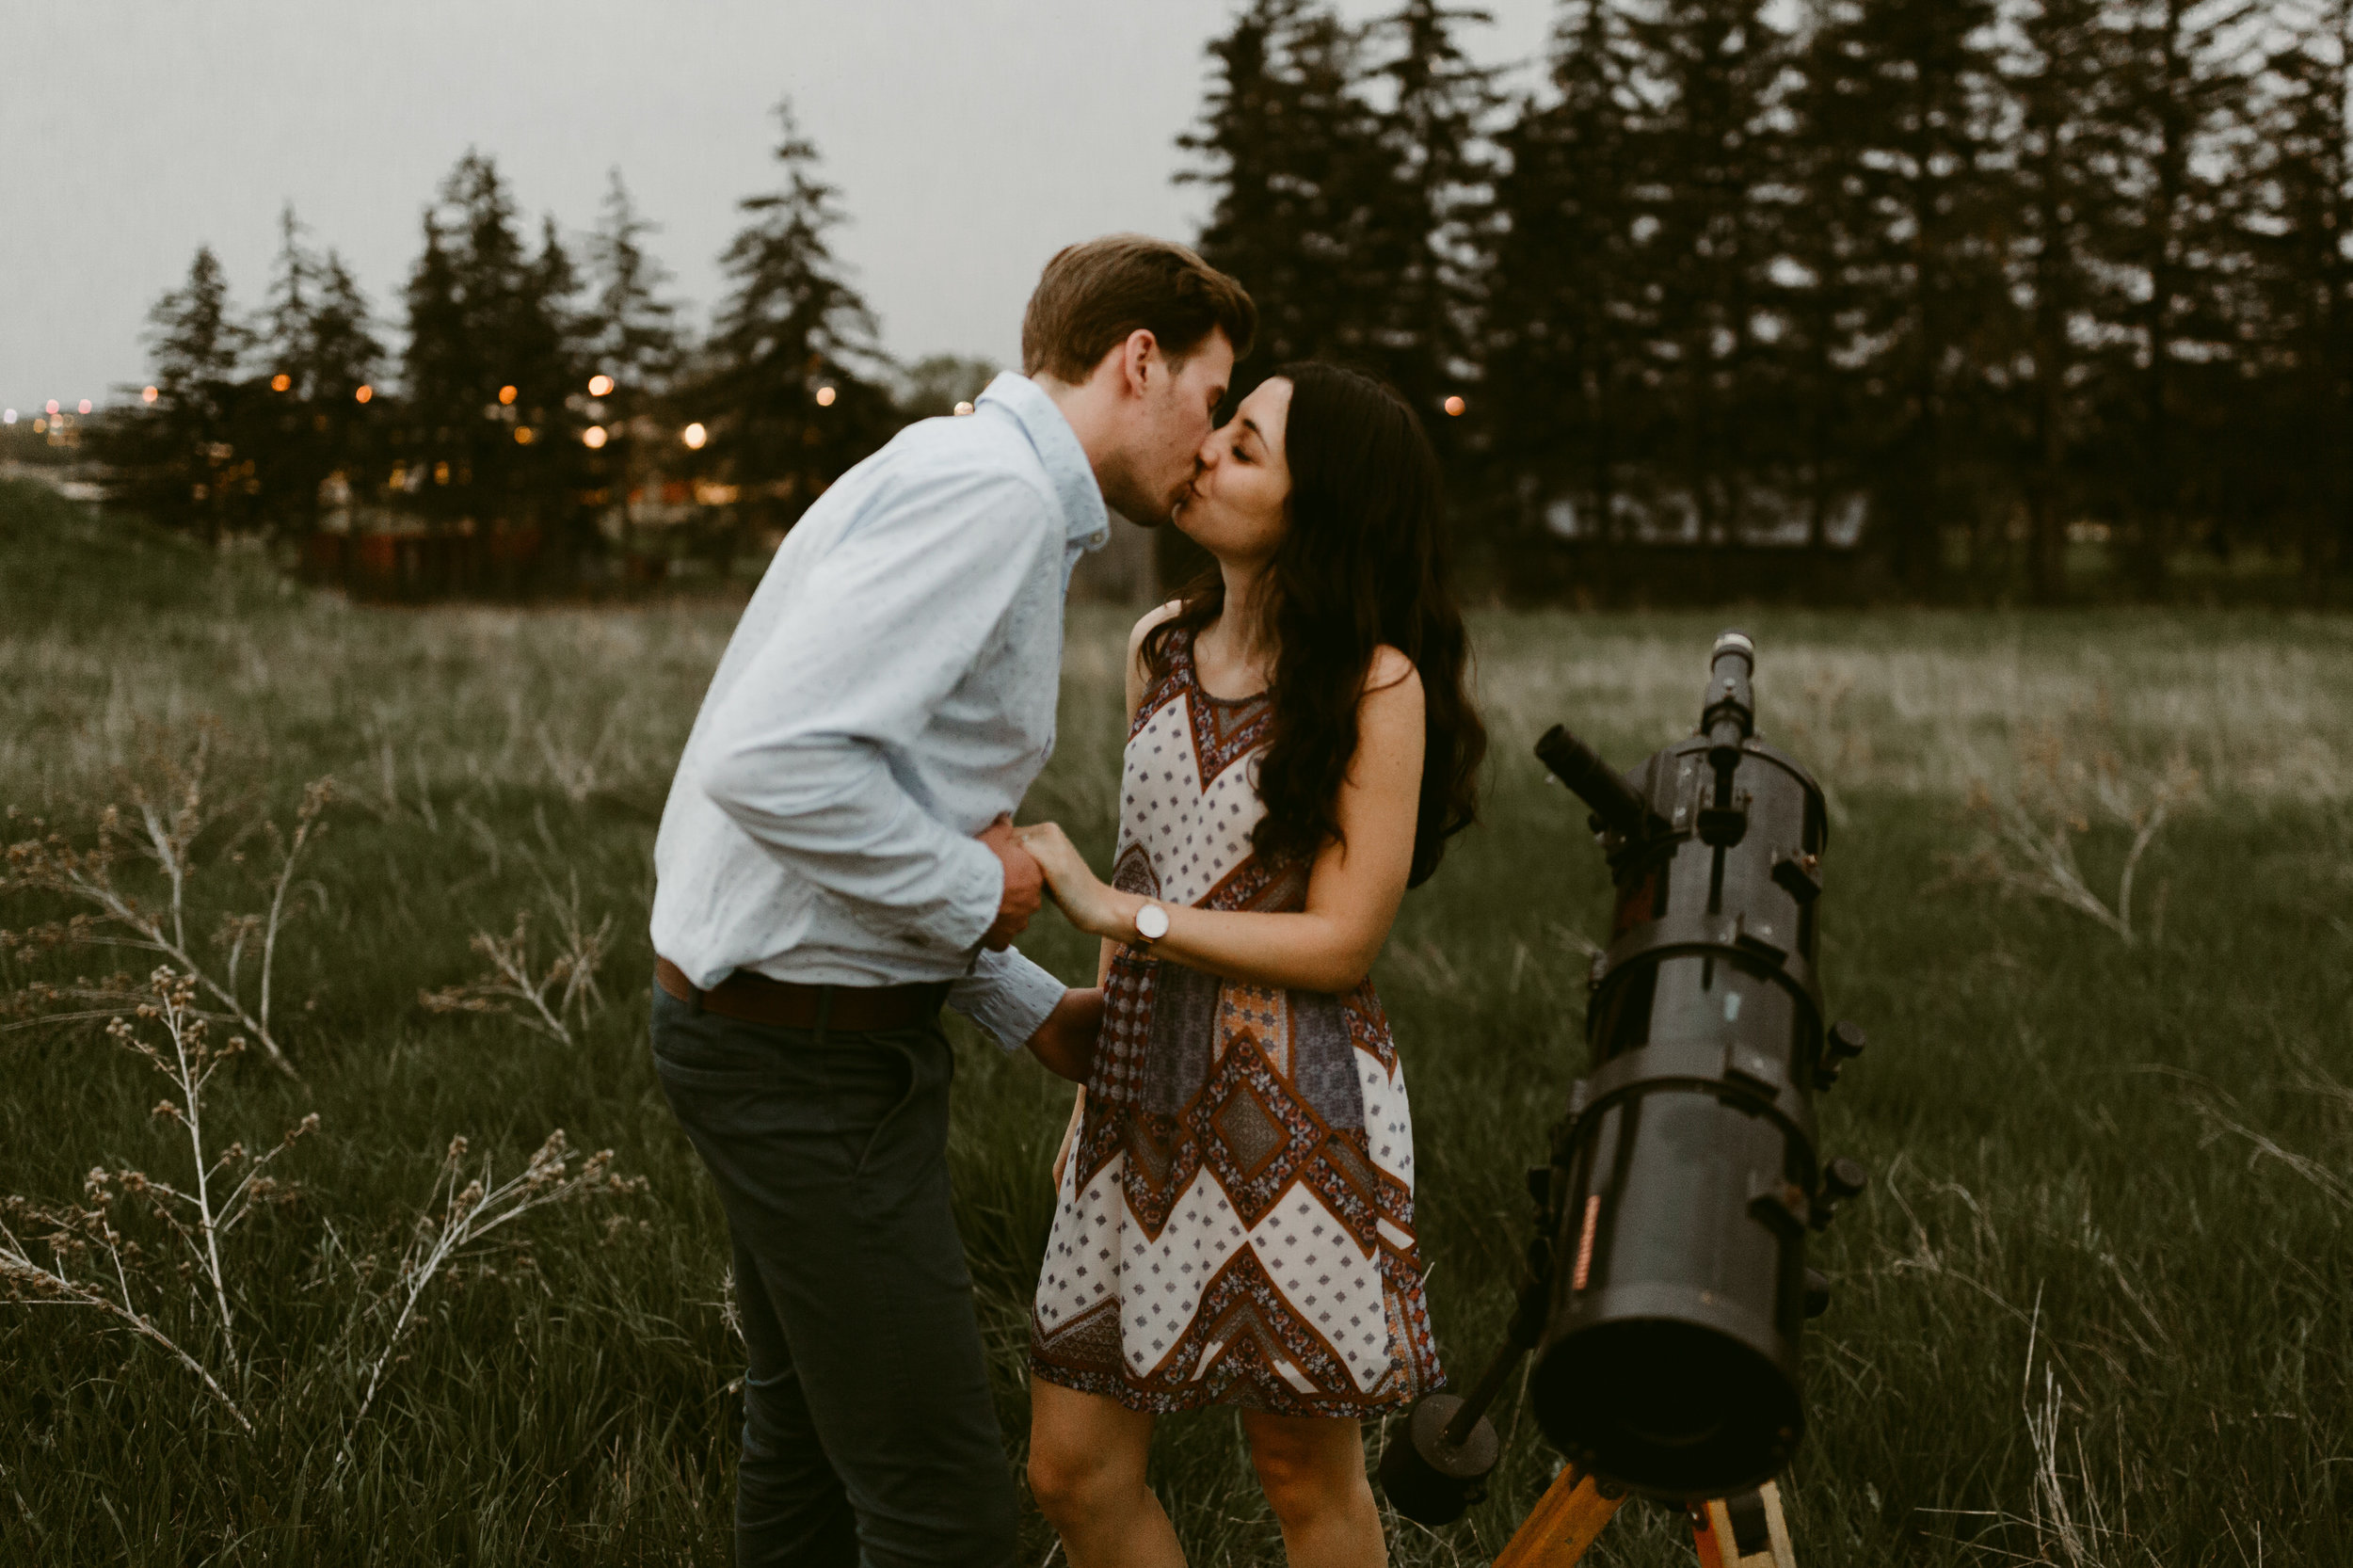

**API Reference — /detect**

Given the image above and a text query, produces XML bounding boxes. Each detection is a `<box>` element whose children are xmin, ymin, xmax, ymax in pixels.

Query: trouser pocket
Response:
<box><xmin>847</xmin><ymin>1023</ymin><xmax>952</xmax><ymax>1177</ymax></box>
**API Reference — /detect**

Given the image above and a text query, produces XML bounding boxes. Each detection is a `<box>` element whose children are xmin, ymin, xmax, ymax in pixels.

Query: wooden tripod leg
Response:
<box><xmin>1690</xmin><ymin>1480</ymin><xmax>1796</xmax><ymax>1568</ymax></box>
<box><xmin>1492</xmin><ymin>1468</ymin><xmax>1627</xmax><ymax>1568</ymax></box>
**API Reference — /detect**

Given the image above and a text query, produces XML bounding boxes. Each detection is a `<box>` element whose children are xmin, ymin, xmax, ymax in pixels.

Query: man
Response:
<box><xmin>648</xmin><ymin>235</ymin><xmax>1255</xmax><ymax>1568</ymax></box>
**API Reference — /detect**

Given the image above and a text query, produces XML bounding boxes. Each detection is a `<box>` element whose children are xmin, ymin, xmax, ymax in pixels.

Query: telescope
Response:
<box><xmin>1383</xmin><ymin>631</ymin><xmax>1869</xmax><ymax>1528</ymax></box>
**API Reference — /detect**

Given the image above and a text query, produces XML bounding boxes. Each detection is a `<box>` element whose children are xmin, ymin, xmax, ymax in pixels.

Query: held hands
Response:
<box><xmin>975</xmin><ymin>816</ymin><xmax>1044</xmax><ymax>950</ymax></box>
<box><xmin>1014</xmin><ymin>823</ymin><xmax>1131</xmax><ymax>940</ymax></box>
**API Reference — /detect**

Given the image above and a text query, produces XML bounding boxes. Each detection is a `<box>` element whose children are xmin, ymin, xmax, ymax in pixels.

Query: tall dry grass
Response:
<box><xmin>3</xmin><ymin>480</ymin><xmax>2349</xmax><ymax>1564</ymax></box>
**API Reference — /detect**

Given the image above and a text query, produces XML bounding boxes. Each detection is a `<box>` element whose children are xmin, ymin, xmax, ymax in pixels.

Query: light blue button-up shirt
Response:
<box><xmin>650</xmin><ymin>373</ymin><xmax>1109</xmax><ymax>1048</ymax></box>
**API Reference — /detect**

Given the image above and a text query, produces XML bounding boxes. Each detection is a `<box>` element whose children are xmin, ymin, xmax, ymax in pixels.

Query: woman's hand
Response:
<box><xmin>1015</xmin><ymin>823</ymin><xmax>1131</xmax><ymax>940</ymax></box>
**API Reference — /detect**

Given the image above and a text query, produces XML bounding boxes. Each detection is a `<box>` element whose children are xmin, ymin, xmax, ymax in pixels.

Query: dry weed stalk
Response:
<box><xmin>1</xmin><ymin>741</ymin><xmax>331</xmax><ymax>1076</ymax></box>
<box><xmin>2170</xmin><ymin>1054</ymin><xmax>2353</xmax><ymax>1212</ymax></box>
<box><xmin>1946</xmin><ymin>729</ymin><xmax>2200</xmax><ymax>946</ymax></box>
<box><xmin>0</xmin><ymin>968</ymin><xmax>316</xmax><ymax>1433</ymax></box>
<box><xmin>419</xmin><ymin>884</ymin><xmax>612</xmax><ymax>1047</ymax></box>
<box><xmin>344</xmin><ymin>1128</ymin><xmax>646</xmax><ymax>1451</ymax></box>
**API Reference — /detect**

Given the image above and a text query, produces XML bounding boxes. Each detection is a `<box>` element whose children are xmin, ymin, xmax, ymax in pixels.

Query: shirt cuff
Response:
<box><xmin>948</xmin><ymin>945</ymin><xmax>1068</xmax><ymax>1052</ymax></box>
<box><xmin>920</xmin><ymin>833</ymin><xmax>1008</xmax><ymax>954</ymax></box>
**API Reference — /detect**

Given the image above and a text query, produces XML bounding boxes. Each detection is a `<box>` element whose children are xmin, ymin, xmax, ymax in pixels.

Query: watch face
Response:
<box><xmin>1135</xmin><ymin>903</ymin><xmax>1171</xmax><ymax>940</ymax></box>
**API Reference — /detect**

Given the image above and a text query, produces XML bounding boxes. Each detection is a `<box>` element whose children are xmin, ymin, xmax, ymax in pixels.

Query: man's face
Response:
<box><xmin>1112</xmin><ymin>330</ymin><xmax>1234</xmax><ymax>525</ymax></box>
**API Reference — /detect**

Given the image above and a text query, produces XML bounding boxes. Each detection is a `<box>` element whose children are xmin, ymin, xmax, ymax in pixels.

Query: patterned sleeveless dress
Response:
<box><xmin>1029</xmin><ymin>628</ymin><xmax>1444</xmax><ymax>1418</ymax></box>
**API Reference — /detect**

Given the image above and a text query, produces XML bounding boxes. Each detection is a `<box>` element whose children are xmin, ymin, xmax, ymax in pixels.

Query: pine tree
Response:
<box><xmin>1484</xmin><ymin>0</ymin><xmax>1648</xmax><ymax>584</ymax></box>
<box><xmin>1615</xmin><ymin>0</ymin><xmax>1799</xmax><ymax>564</ymax></box>
<box><xmin>1354</xmin><ymin>0</ymin><xmax>1499</xmax><ymax>430</ymax></box>
<box><xmin>399</xmin><ymin>151</ymin><xmax>594</xmax><ymax>561</ymax></box>
<box><xmin>2002</xmin><ymin>0</ymin><xmax>2135</xmax><ymax>600</ymax></box>
<box><xmin>708</xmin><ymin>99</ymin><xmax>891</xmax><ymax>538</ymax></box>
<box><xmin>305</xmin><ymin>252</ymin><xmax>385</xmax><ymax>404</ymax></box>
<box><xmin>2246</xmin><ymin>4</ymin><xmax>2353</xmax><ymax>586</ymax></box>
<box><xmin>2105</xmin><ymin>0</ymin><xmax>2260</xmax><ymax>588</ymax></box>
<box><xmin>1182</xmin><ymin>0</ymin><xmax>1383</xmax><ymax>380</ymax></box>
<box><xmin>130</xmin><ymin>246</ymin><xmax>253</xmax><ymax>538</ymax></box>
<box><xmin>260</xmin><ymin>205</ymin><xmax>315</xmax><ymax>395</ymax></box>
<box><xmin>1792</xmin><ymin>0</ymin><xmax>2009</xmax><ymax>594</ymax></box>
<box><xmin>586</xmin><ymin>169</ymin><xmax>683</xmax><ymax>402</ymax></box>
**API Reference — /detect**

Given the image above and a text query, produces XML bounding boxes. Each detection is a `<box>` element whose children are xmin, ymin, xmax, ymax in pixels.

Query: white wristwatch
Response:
<box><xmin>1132</xmin><ymin>902</ymin><xmax>1171</xmax><ymax>944</ymax></box>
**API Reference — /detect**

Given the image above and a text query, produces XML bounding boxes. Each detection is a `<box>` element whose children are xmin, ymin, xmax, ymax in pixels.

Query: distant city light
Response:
<box><xmin>584</xmin><ymin>425</ymin><xmax>608</xmax><ymax>450</ymax></box>
<box><xmin>815</xmin><ymin>385</ymin><xmax>838</xmax><ymax>408</ymax></box>
<box><xmin>2</xmin><ymin>409</ymin><xmax>13</xmax><ymax>424</ymax></box>
<box><xmin>1444</xmin><ymin>394</ymin><xmax>1466</xmax><ymax>417</ymax></box>
<box><xmin>587</xmin><ymin>374</ymin><xmax>615</xmax><ymax>397</ymax></box>
<box><xmin>34</xmin><ymin>419</ymin><xmax>47</xmax><ymax>433</ymax></box>
<box><xmin>142</xmin><ymin>386</ymin><xmax>159</xmax><ymax>404</ymax></box>
<box><xmin>682</xmin><ymin>422</ymin><xmax>708</xmax><ymax>450</ymax></box>
<box><xmin>355</xmin><ymin>385</ymin><xmax>374</xmax><ymax>404</ymax></box>
<box><xmin>433</xmin><ymin>460</ymin><xmax>451</xmax><ymax>485</ymax></box>
<box><xmin>78</xmin><ymin>399</ymin><xmax>93</xmax><ymax>415</ymax></box>
<box><xmin>498</xmin><ymin>385</ymin><xmax>519</xmax><ymax>406</ymax></box>
<box><xmin>46</xmin><ymin>400</ymin><xmax>60</xmax><ymax>415</ymax></box>
<box><xmin>270</xmin><ymin>374</ymin><xmax>292</xmax><ymax>393</ymax></box>
<box><xmin>952</xmin><ymin>401</ymin><xmax>975</xmax><ymax>417</ymax></box>
<box><xmin>514</xmin><ymin>425</ymin><xmax>536</xmax><ymax>445</ymax></box>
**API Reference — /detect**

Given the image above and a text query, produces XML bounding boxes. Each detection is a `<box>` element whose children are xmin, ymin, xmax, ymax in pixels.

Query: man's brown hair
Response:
<box><xmin>1020</xmin><ymin>234</ymin><xmax>1257</xmax><ymax>383</ymax></box>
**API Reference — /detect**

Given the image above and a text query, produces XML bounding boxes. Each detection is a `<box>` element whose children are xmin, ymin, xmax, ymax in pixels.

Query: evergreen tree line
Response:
<box><xmin>1184</xmin><ymin>0</ymin><xmax>2353</xmax><ymax>601</ymax></box>
<box><xmin>108</xmin><ymin>103</ymin><xmax>974</xmax><ymax>592</ymax></box>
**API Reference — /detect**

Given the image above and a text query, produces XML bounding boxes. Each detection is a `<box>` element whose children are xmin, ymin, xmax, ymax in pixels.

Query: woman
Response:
<box><xmin>1016</xmin><ymin>362</ymin><xmax>1487</xmax><ymax>1568</ymax></box>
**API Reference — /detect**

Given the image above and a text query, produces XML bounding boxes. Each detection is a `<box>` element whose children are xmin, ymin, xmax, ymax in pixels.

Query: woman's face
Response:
<box><xmin>1172</xmin><ymin>376</ymin><xmax>1292</xmax><ymax>569</ymax></box>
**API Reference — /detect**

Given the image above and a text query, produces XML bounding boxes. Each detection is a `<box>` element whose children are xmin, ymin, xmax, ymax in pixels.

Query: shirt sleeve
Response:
<box><xmin>948</xmin><ymin>945</ymin><xmax>1070</xmax><ymax>1051</ymax></box>
<box><xmin>697</xmin><ymin>467</ymin><xmax>1058</xmax><ymax>956</ymax></box>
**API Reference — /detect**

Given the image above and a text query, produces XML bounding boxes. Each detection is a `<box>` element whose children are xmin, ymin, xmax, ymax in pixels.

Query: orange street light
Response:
<box><xmin>1443</xmin><ymin>394</ymin><xmax>1466</xmax><ymax>417</ymax></box>
<box><xmin>498</xmin><ymin>384</ymin><xmax>519</xmax><ymax>406</ymax></box>
<box><xmin>682</xmin><ymin>422</ymin><xmax>709</xmax><ymax>450</ymax></box>
<box><xmin>355</xmin><ymin>385</ymin><xmax>374</xmax><ymax>404</ymax></box>
<box><xmin>270</xmin><ymin>374</ymin><xmax>292</xmax><ymax>393</ymax></box>
<box><xmin>584</xmin><ymin>425</ymin><xmax>609</xmax><ymax>449</ymax></box>
<box><xmin>142</xmin><ymin>386</ymin><xmax>159</xmax><ymax>404</ymax></box>
<box><xmin>587</xmin><ymin>374</ymin><xmax>615</xmax><ymax>397</ymax></box>
<box><xmin>815</xmin><ymin>385</ymin><xmax>838</xmax><ymax>408</ymax></box>
<box><xmin>514</xmin><ymin>425</ymin><xmax>536</xmax><ymax>445</ymax></box>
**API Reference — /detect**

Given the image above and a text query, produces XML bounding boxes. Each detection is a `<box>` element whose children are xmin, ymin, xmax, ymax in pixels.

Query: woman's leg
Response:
<box><xmin>1241</xmin><ymin>1411</ymin><xmax>1386</xmax><ymax>1568</ymax></box>
<box><xmin>1028</xmin><ymin>1377</ymin><xmax>1185</xmax><ymax>1568</ymax></box>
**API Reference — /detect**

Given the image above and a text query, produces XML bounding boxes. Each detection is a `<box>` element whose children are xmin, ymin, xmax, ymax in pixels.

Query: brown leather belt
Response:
<box><xmin>655</xmin><ymin>956</ymin><xmax>949</xmax><ymax>1032</ymax></box>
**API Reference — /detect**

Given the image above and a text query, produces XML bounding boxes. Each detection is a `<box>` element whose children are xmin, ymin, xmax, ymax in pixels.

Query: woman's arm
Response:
<box><xmin>1022</xmin><ymin>648</ymin><xmax>1426</xmax><ymax>995</ymax></box>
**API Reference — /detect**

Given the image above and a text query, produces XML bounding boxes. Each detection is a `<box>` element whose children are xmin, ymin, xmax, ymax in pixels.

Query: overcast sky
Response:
<box><xmin>2</xmin><ymin>0</ymin><xmax>1556</xmax><ymax>417</ymax></box>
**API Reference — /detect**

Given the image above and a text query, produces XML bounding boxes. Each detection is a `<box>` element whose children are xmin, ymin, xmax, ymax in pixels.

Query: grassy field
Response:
<box><xmin>3</xmin><ymin>474</ymin><xmax>2350</xmax><ymax>1566</ymax></box>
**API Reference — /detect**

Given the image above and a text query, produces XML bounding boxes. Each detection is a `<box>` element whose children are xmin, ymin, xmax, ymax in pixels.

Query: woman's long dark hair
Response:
<box><xmin>1143</xmin><ymin>362</ymin><xmax>1486</xmax><ymax>887</ymax></box>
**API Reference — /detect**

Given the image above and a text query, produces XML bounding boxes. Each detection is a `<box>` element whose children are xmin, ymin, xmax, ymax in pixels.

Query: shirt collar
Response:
<box><xmin>976</xmin><ymin>372</ymin><xmax>1111</xmax><ymax>552</ymax></box>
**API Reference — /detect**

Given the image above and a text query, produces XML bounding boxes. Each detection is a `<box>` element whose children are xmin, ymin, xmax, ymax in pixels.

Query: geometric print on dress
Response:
<box><xmin>1094</xmin><ymin>949</ymin><xmax>1158</xmax><ymax>1110</ymax></box>
<box><xmin>1181</xmin><ymin>1033</ymin><xmax>1330</xmax><ymax>1230</ymax></box>
<box><xmin>1031</xmin><ymin>624</ymin><xmax>1443</xmax><ymax>1421</ymax></box>
<box><xmin>1161</xmin><ymin>631</ymin><xmax>1273</xmax><ymax>787</ymax></box>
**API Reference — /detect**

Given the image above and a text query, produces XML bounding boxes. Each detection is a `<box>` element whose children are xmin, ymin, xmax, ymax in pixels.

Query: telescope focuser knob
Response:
<box><xmin>1810</xmin><ymin>1158</ymin><xmax>1868</xmax><ymax>1230</ymax></box>
<box><xmin>1818</xmin><ymin>1019</ymin><xmax>1866</xmax><ymax>1087</ymax></box>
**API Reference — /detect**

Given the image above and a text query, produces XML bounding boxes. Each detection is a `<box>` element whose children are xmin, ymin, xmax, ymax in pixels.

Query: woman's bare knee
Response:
<box><xmin>1244</xmin><ymin>1415</ymin><xmax>1369</xmax><ymax>1523</ymax></box>
<box><xmin>1028</xmin><ymin>1381</ymin><xmax>1153</xmax><ymax>1525</ymax></box>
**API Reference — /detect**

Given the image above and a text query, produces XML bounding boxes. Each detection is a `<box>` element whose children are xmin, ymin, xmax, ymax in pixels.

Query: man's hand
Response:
<box><xmin>976</xmin><ymin>816</ymin><xmax>1044</xmax><ymax>951</ymax></box>
<box><xmin>1026</xmin><ymin>986</ymin><xmax>1104</xmax><ymax>1084</ymax></box>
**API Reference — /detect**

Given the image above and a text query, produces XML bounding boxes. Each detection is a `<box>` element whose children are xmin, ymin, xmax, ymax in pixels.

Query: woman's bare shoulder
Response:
<box><xmin>1364</xmin><ymin>644</ymin><xmax>1422</xmax><ymax>698</ymax></box>
<box><xmin>1128</xmin><ymin>599</ymin><xmax>1186</xmax><ymax>655</ymax></box>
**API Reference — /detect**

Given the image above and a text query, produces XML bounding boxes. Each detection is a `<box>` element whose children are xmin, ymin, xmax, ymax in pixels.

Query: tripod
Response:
<box><xmin>1493</xmin><ymin>1468</ymin><xmax>1796</xmax><ymax>1568</ymax></box>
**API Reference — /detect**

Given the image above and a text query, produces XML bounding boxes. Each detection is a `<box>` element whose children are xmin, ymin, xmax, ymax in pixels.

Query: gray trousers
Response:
<box><xmin>649</xmin><ymin>986</ymin><xmax>1018</xmax><ymax>1568</ymax></box>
